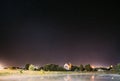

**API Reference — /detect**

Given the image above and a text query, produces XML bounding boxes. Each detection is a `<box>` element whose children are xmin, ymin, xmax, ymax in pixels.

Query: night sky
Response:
<box><xmin>0</xmin><ymin>1</ymin><xmax>120</xmax><ymax>67</ymax></box>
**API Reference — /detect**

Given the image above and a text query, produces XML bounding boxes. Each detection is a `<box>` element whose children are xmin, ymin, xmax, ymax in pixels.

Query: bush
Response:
<box><xmin>85</xmin><ymin>64</ymin><xmax>93</xmax><ymax>71</ymax></box>
<box><xmin>43</xmin><ymin>64</ymin><xmax>56</xmax><ymax>71</ymax></box>
<box><xmin>71</xmin><ymin>66</ymin><xmax>79</xmax><ymax>71</ymax></box>
<box><xmin>25</xmin><ymin>64</ymin><xmax>30</xmax><ymax>70</ymax></box>
<box><xmin>43</xmin><ymin>64</ymin><xmax>63</xmax><ymax>71</ymax></box>
<box><xmin>29</xmin><ymin>64</ymin><xmax>35</xmax><ymax>71</ymax></box>
<box><xmin>7</xmin><ymin>66</ymin><xmax>19</xmax><ymax>70</ymax></box>
<box><xmin>79</xmin><ymin>64</ymin><xmax>84</xmax><ymax>71</ymax></box>
<box><xmin>114</xmin><ymin>63</ymin><xmax>120</xmax><ymax>73</ymax></box>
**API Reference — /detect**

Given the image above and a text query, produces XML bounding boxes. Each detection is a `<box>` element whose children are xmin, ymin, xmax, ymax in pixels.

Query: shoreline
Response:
<box><xmin>0</xmin><ymin>69</ymin><xmax>119</xmax><ymax>76</ymax></box>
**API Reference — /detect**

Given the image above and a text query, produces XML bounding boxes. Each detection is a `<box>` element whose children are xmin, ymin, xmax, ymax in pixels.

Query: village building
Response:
<box><xmin>64</xmin><ymin>63</ymin><xmax>72</xmax><ymax>70</ymax></box>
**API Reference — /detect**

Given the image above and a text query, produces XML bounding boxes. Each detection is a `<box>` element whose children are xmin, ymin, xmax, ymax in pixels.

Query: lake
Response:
<box><xmin>0</xmin><ymin>74</ymin><xmax>120</xmax><ymax>81</ymax></box>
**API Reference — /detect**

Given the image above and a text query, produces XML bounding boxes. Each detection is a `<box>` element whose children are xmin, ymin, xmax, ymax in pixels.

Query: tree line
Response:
<box><xmin>5</xmin><ymin>63</ymin><xmax>120</xmax><ymax>73</ymax></box>
<box><xmin>24</xmin><ymin>64</ymin><xmax>99</xmax><ymax>72</ymax></box>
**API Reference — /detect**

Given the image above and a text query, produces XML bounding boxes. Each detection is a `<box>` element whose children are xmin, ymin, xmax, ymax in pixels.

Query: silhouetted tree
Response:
<box><xmin>57</xmin><ymin>66</ymin><xmax>66</xmax><ymax>71</ymax></box>
<box><xmin>79</xmin><ymin>64</ymin><xmax>84</xmax><ymax>71</ymax></box>
<box><xmin>71</xmin><ymin>66</ymin><xmax>79</xmax><ymax>71</ymax></box>
<box><xmin>25</xmin><ymin>64</ymin><xmax>30</xmax><ymax>70</ymax></box>
<box><xmin>85</xmin><ymin>64</ymin><xmax>93</xmax><ymax>71</ymax></box>
<box><xmin>8</xmin><ymin>66</ymin><xmax>18</xmax><ymax>70</ymax></box>
<box><xmin>43</xmin><ymin>64</ymin><xmax>59</xmax><ymax>71</ymax></box>
<box><xmin>114</xmin><ymin>63</ymin><xmax>120</xmax><ymax>72</ymax></box>
<box><xmin>29</xmin><ymin>64</ymin><xmax>35</xmax><ymax>71</ymax></box>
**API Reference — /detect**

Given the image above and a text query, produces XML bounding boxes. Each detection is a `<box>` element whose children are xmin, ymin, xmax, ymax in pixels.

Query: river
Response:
<box><xmin>0</xmin><ymin>74</ymin><xmax>120</xmax><ymax>81</ymax></box>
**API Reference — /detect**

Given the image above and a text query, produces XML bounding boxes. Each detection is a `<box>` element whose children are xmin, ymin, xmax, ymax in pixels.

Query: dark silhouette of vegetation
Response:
<box><xmin>25</xmin><ymin>64</ymin><xmax>30</xmax><ymax>70</ymax></box>
<box><xmin>29</xmin><ymin>64</ymin><xmax>35</xmax><ymax>71</ymax></box>
<box><xmin>24</xmin><ymin>64</ymin><xmax>94</xmax><ymax>72</ymax></box>
<box><xmin>71</xmin><ymin>66</ymin><xmax>79</xmax><ymax>71</ymax></box>
<box><xmin>43</xmin><ymin>64</ymin><xmax>64</xmax><ymax>71</ymax></box>
<box><xmin>79</xmin><ymin>64</ymin><xmax>84</xmax><ymax>71</ymax></box>
<box><xmin>7</xmin><ymin>66</ymin><xmax>20</xmax><ymax>70</ymax></box>
<box><xmin>16</xmin><ymin>63</ymin><xmax>118</xmax><ymax>73</ymax></box>
<box><xmin>85</xmin><ymin>64</ymin><xmax>93</xmax><ymax>71</ymax></box>
<box><xmin>57</xmin><ymin>66</ymin><xmax>66</xmax><ymax>71</ymax></box>
<box><xmin>114</xmin><ymin>63</ymin><xmax>120</xmax><ymax>73</ymax></box>
<box><xmin>24</xmin><ymin>64</ymin><xmax>35</xmax><ymax>71</ymax></box>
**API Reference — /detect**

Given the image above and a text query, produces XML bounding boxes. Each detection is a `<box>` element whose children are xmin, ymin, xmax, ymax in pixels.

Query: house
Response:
<box><xmin>64</xmin><ymin>63</ymin><xmax>72</xmax><ymax>70</ymax></box>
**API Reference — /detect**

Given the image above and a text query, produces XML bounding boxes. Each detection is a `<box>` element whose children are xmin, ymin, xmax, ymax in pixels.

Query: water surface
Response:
<box><xmin>0</xmin><ymin>74</ymin><xmax>120</xmax><ymax>81</ymax></box>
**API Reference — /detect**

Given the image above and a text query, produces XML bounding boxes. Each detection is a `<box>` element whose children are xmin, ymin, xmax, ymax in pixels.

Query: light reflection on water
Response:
<box><xmin>64</xmin><ymin>75</ymin><xmax>72</xmax><ymax>81</ymax></box>
<box><xmin>91</xmin><ymin>75</ymin><xmax>95</xmax><ymax>81</ymax></box>
<box><xmin>0</xmin><ymin>74</ymin><xmax>120</xmax><ymax>81</ymax></box>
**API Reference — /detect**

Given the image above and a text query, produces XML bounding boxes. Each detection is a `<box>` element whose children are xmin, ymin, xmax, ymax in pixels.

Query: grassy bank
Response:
<box><xmin>0</xmin><ymin>69</ymin><xmax>118</xmax><ymax>76</ymax></box>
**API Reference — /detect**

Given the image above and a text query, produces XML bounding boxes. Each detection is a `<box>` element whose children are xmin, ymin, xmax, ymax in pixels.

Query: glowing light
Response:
<box><xmin>110</xmin><ymin>65</ymin><xmax>113</xmax><ymax>68</ymax></box>
<box><xmin>111</xmin><ymin>77</ymin><xmax>114</xmax><ymax>79</ymax></box>
<box><xmin>91</xmin><ymin>65</ymin><xmax>95</xmax><ymax>68</ymax></box>
<box><xmin>0</xmin><ymin>64</ymin><xmax>4</xmax><ymax>70</ymax></box>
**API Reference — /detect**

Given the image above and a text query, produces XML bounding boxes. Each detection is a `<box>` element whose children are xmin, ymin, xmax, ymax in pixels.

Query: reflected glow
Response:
<box><xmin>64</xmin><ymin>75</ymin><xmax>72</xmax><ymax>81</ymax></box>
<box><xmin>111</xmin><ymin>77</ymin><xmax>114</xmax><ymax>79</ymax></box>
<box><xmin>91</xmin><ymin>75</ymin><xmax>95</xmax><ymax>81</ymax></box>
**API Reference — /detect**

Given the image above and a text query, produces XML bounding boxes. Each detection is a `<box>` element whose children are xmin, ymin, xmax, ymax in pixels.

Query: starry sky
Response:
<box><xmin>0</xmin><ymin>0</ymin><xmax>120</xmax><ymax>67</ymax></box>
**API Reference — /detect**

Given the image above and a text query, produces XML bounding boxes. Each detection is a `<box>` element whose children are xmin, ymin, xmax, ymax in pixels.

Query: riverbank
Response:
<box><xmin>0</xmin><ymin>69</ymin><xmax>118</xmax><ymax>76</ymax></box>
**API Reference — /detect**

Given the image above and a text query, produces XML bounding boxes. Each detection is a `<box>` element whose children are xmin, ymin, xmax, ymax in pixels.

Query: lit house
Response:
<box><xmin>64</xmin><ymin>63</ymin><xmax>72</xmax><ymax>70</ymax></box>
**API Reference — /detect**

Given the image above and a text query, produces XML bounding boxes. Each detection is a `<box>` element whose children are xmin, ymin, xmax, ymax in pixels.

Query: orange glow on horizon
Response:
<box><xmin>91</xmin><ymin>65</ymin><xmax>95</xmax><ymax>68</ymax></box>
<box><xmin>0</xmin><ymin>64</ymin><xmax>4</xmax><ymax>70</ymax></box>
